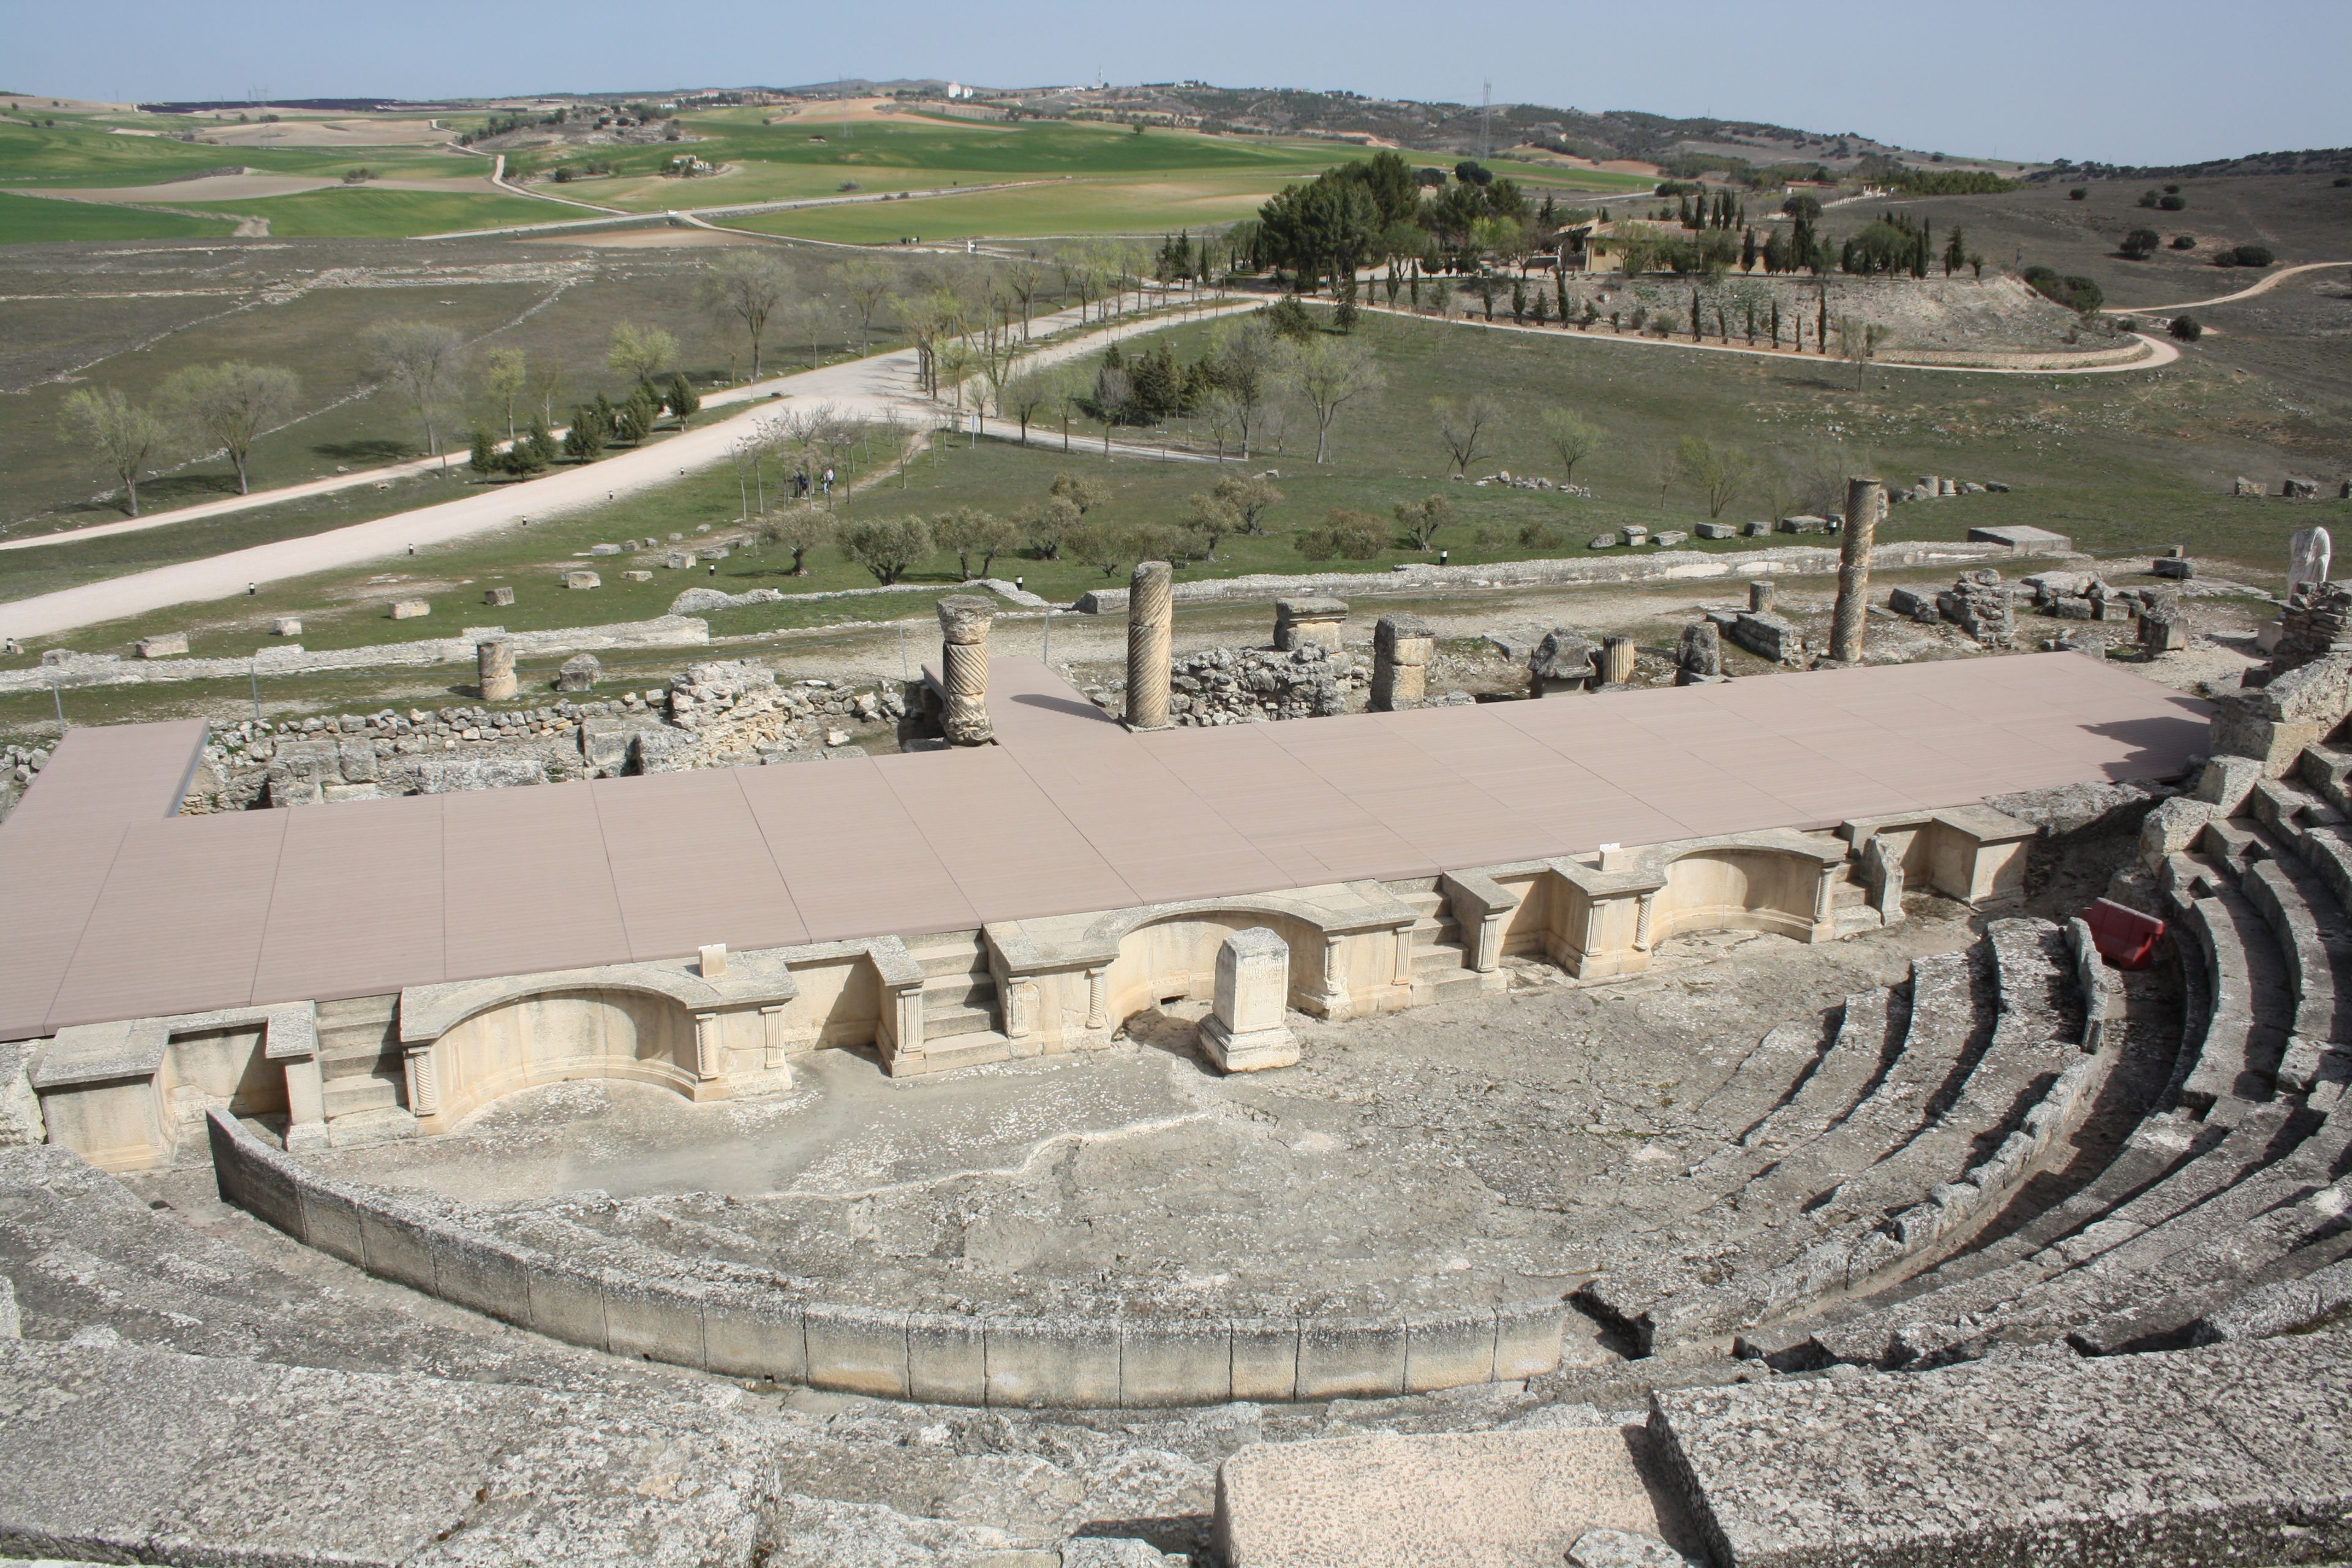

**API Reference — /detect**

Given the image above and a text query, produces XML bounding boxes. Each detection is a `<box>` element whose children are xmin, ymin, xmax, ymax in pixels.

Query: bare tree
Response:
<box><xmin>1539</xmin><ymin>407</ymin><xmax>1599</xmax><ymax>487</ymax></box>
<box><xmin>1837</xmin><ymin>315</ymin><xmax>1890</xmax><ymax>390</ymax></box>
<box><xmin>160</xmin><ymin>361</ymin><xmax>298</xmax><ymax>495</ymax></box>
<box><xmin>1003</xmin><ymin>258</ymin><xmax>1043</xmax><ymax>339</ymax></box>
<box><xmin>526</xmin><ymin>359</ymin><xmax>564</xmax><ymax>426</ymax></box>
<box><xmin>892</xmin><ymin>292</ymin><xmax>946</xmax><ymax>396</ymax></box>
<box><xmin>363</xmin><ymin>320</ymin><xmax>467</xmax><ymax>459</ymax></box>
<box><xmin>834</xmin><ymin>257</ymin><xmax>897</xmax><ymax>355</ymax></box>
<box><xmin>700</xmin><ymin>249</ymin><xmax>792</xmax><ymax>379</ymax></box>
<box><xmin>1675</xmin><ymin>435</ymin><xmax>1755</xmax><ymax>518</ymax></box>
<box><xmin>1430</xmin><ymin>395</ymin><xmax>1500</xmax><ymax>476</ymax></box>
<box><xmin>1207</xmin><ymin>314</ymin><xmax>1280</xmax><ymax>457</ymax></box>
<box><xmin>1279</xmin><ymin>334</ymin><xmax>1384</xmax><ymax>464</ymax></box>
<box><xmin>1000</xmin><ymin>369</ymin><xmax>1055</xmax><ymax>446</ymax></box>
<box><xmin>60</xmin><ymin>386</ymin><xmax>169</xmax><ymax>516</ymax></box>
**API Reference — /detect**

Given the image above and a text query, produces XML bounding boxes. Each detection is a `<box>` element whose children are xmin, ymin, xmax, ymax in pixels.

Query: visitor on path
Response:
<box><xmin>822</xmin><ymin>466</ymin><xmax>835</xmax><ymax>497</ymax></box>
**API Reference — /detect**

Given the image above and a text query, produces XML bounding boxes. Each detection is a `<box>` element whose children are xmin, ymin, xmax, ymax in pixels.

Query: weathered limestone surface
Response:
<box><xmin>1216</xmin><ymin>1424</ymin><xmax>1703</xmax><ymax>1568</ymax></box>
<box><xmin>1652</xmin><ymin>1330</ymin><xmax>2352</xmax><ymax>1568</ymax></box>
<box><xmin>1126</xmin><ymin>560</ymin><xmax>1174</xmax><ymax>730</ymax></box>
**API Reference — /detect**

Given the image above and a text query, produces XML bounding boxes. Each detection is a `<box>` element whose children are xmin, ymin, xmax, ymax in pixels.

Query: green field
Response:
<box><xmin>10</xmin><ymin>298</ymin><xmax>2338</xmax><ymax>674</ymax></box>
<box><xmin>177</xmin><ymin>186</ymin><xmax>560</xmax><ymax>236</ymax></box>
<box><xmin>0</xmin><ymin>190</ymin><xmax>235</xmax><ymax>243</ymax></box>
<box><xmin>0</xmin><ymin>115</ymin><xmax>464</xmax><ymax>189</ymax></box>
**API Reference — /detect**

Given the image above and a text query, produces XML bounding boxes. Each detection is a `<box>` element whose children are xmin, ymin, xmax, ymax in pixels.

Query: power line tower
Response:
<box><xmin>1479</xmin><ymin>80</ymin><xmax>1491</xmax><ymax>162</ymax></box>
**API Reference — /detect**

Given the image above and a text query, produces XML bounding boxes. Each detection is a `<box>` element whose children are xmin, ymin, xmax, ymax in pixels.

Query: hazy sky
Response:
<box><xmin>9</xmin><ymin>0</ymin><xmax>2346</xmax><ymax>168</ymax></box>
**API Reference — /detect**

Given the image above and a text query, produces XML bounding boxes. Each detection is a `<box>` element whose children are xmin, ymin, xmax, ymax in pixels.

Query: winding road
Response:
<box><xmin>0</xmin><ymin>294</ymin><xmax>1258</xmax><ymax>643</ymax></box>
<box><xmin>2099</xmin><ymin>260</ymin><xmax>2351</xmax><ymax>316</ymax></box>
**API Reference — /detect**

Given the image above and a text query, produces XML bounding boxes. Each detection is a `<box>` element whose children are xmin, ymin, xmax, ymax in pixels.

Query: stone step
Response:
<box><xmin>1412</xmin><ymin>915</ymin><xmax>1464</xmax><ymax>948</ymax></box>
<box><xmin>2250</xmin><ymin>776</ymin><xmax>2346</xmax><ymax>840</ymax></box>
<box><xmin>322</xmin><ymin>1075</ymin><xmax>401</xmax><ymax>1119</ymax></box>
<box><xmin>923</xmin><ymin>998</ymin><xmax>998</xmax><ymax>1041</ymax></box>
<box><xmin>1411</xmin><ymin>940</ymin><xmax>1471</xmax><ymax>976</ymax></box>
<box><xmin>2067</xmin><ymin>1202</ymin><xmax>2352</xmax><ymax>1356</ymax></box>
<box><xmin>2167</xmin><ymin>855</ymin><xmax>2296</xmax><ymax>1113</ymax></box>
<box><xmin>891</xmin><ymin>1029</ymin><xmax>1014</xmax><ymax>1076</ymax></box>
<box><xmin>2239</xmin><ymin>841</ymin><xmax>2352</xmax><ymax>1046</ymax></box>
<box><xmin>1392</xmin><ymin>888</ymin><xmax>1446</xmax><ymax>921</ymax></box>
<box><xmin>2296</xmin><ymin>742</ymin><xmax>2352</xmax><ymax>815</ymax></box>
<box><xmin>903</xmin><ymin>930</ymin><xmax>989</xmax><ymax>979</ymax></box>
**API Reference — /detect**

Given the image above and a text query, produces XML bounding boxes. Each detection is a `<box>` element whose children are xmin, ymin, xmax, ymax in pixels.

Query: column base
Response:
<box><xmin>1200</xmin><ymin>1016</ymin><xmax>1298</xmax><ymax>1073</ymax></box>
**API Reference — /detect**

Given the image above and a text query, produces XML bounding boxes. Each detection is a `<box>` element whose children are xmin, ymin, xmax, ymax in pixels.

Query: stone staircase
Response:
<box><xmin>895</xmin><ymin>929</ymin><xmax>1014</xmax><ymax>1073</ymax></box>
<box><xmin>312</xmin><ymin>993</ymin><xmax>415</xmax><ymax>1141</ymax></box>
<box><xmin>1384</xmin><ymin>879</ymin><xmax>1488</xmax><ymax>1003</ymax></box>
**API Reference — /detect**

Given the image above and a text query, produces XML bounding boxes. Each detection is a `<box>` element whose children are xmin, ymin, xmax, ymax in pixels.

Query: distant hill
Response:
<box><xmin>2032</xmin><ymin>147</ymin><xmax>2352</xmax><ymax>182</ymax></box>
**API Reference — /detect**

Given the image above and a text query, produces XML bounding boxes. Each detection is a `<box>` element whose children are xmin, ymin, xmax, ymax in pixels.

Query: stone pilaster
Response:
<box><xmin>1125</xmin><ymin>560</ymin><xmax>1174</xmax><ymax>730</ymax></box>
<box><xmin>936</xmin><ymin>595</ymin><xmax>995</xmax><ymax>745</ymax></box>
<box><xmin>1600</xmin><ymin>635</ymin><xmax>1637</xmax><ymax>686</ymax></box>
<box><xmin>1831</xmin><ymin>478</ymin><xmax>1887</xmax><ymax>663</ymax></box>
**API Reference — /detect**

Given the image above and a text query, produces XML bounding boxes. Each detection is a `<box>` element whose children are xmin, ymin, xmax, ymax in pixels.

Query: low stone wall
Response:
<box><xmin>6</xmin><ymin>616</ymin><xmax>712</xmax><ymax>697</ymax></box>
<box><xmin>207</xmin><ymin>1110</ymin><xmax>1566</xmax><ymax>1406</ymax></box>
<box><xmin>1069</xmin><ymin>540</ymin><xmax>2015</xmax><ymax>614</ymax></box>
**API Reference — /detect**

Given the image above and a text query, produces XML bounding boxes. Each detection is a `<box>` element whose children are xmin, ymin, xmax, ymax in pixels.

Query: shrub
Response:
<box><xmin>1294</xmin><ymin>507</ymin><xmax>1389</xmax><ymax>562</ymax></box>
<box><xmin>2171</xmin><ymin>234</ymin><xmax>2197</xmax><ymax>249</ymax></box>
<box><xmin>2137</xmin><ymin>189</ymin><xmax>2159</xmax><ymax>208</ymax></box>
<box><xmin>2022</xmin><ymin>266</ymin><xmax>2105</xmax><ymax>314</ymax></box>
<box><xmin>2119</xmin><ymin>228</ymin><xmax>2161</xmax><ymax>260</ymax></box>
<box><xmin>1265</xmin><ymin>295</ymin><xmax>1317</xmax><ymax>339</ymax></box>
<box><xmin>2170</xmin><ymin>314</ymin><xmax>2203</xmax><ymax>342</ymax></box>
<box><xmin>2068</xmin><ymin>187</ymin><xmax>2086</xmax><ymax>200</ymax></box>
<box><xmin>2159</xmin><ymin>194</ymin><xmax>2187</xmax><ymax>211</ymax></box>
<box><xmin>2230</xmin><ymin>244</ymin><xmax>2274</xmax><ymax>267</ymax></box>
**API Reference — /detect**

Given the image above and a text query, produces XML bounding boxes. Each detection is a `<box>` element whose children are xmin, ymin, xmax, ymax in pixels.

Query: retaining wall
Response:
<box><xmin>206</xmin><ymin>1108</ymin><xmax>1565</xmax><ymax>1407</ymax></box>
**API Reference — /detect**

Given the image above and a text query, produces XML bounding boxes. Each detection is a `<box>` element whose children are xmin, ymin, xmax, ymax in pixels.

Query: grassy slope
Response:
<box><xmin>9</xmin><ymin>301</ymin><xmax>2337</xmax><ymax>672</ymax></box>
<box><xmin>0</xmin><ymin>190</ymin><xmax>234</xmax><ymax>243</ymax></box>
<box><xmin>175</xmin><ymin>187</ymin><xmax>559</xmax><ymax>236</ymax></box>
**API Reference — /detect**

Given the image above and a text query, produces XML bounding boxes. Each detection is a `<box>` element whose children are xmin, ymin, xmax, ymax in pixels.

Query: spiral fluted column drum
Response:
<box><xmin>936</xmin><ymin>595</ymin><xmax>996</xmax><ymax>745</ymax></box>
<box><xmin>1125</xmin><ymin>560</ymin><xmax>1174</xmax><ymax>731</ymax></box>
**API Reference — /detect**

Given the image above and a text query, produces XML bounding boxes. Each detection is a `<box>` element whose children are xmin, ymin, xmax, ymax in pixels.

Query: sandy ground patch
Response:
<box><xmin>30</xmin><ymin>171</ymin><xmax>490</xmax><ymax>203</ymax></box>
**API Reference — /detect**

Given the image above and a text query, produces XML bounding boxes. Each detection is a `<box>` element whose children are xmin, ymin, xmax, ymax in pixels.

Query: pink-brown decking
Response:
<box><xmin>0</xmin><ymin>653</ymin><xmax>2206</xmax><ymax>1041</ymax></box>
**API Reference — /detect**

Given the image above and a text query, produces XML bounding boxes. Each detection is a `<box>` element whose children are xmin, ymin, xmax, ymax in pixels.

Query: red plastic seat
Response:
<box><xmin>2086</xmin><ymin>897</ymin><xmax>2165</xmax><ymax>970</ymax></box>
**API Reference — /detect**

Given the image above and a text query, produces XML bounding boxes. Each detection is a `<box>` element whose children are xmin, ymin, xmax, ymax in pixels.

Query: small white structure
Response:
<box><xmin>1199</xmin><ymin>927</ymin><xmax>1298</xmax><ymax>1072</ymax></box>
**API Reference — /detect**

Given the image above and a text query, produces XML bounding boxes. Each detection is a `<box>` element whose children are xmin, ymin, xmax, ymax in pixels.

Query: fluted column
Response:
<box><xmin>1831</xmin><ymin>477</ymin><xmax>1887</xmax><ymax>663</ymax></box>
<box><xmin>1125</xmin><ymin>560</ymin><xmax>1173</xmax><ymax>730</ymax></box>
<box><xmin>936</xmin><ymin>595</ymin><xmax>995</xmax><ymax>745</ymax></box>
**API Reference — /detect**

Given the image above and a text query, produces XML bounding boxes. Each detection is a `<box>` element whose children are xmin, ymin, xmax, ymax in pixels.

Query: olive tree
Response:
<box><xmin>838</xmin><ymin>514</ymin><xmax>933</xmax><ymax>584</ymax></box>
<box><xmin>1539</xmin><ymin>407</ymin><xmax>1599</xmax><ymax>488</ymax></box>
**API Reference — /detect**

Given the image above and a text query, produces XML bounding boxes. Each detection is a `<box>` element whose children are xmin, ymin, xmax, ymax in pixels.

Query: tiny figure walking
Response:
<box><xmin>821</xmin><ymin>465</ymin><xmax>835</xmax><ymax>497</ymax></box>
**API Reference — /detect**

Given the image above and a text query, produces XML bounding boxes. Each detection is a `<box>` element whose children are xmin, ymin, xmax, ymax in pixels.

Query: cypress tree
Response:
<box><xmin>1817</xmin><ymin>289</ymin><xmax>1828</xmax><ymax>353</ymax></box>
<box><xmin>1770</xmin><ymin>299</ymin><xmax>1781</xmax><ymax>347</ymax></box>
<box><xmin>1691</xmin><ymin>286</ymin><xmax>1702</xmax><ymax>342</ymax></box>
<box><xmin>1741</xmin><ymin>227</ymin><xmax>1757</xmax><ymax>273</ymax></box>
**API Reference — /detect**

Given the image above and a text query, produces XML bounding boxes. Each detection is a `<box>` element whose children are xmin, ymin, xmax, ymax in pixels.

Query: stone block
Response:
<box><xmin>1295</xmin><ymin>1316</ymin><xmax>1406</xmax><ymax>1401</ymax></box>
<box><xmin>1653</xmin><ymin>530</ymin><xmax>1687</xmax><ymax>548</ymax></box>
<box><xmin>431</xmin><ymin>1229</ymin><xmax>532</xmax><ymax>1328</ymax></box>
<box><xmin>296</xmin><ymin>1181</ymin><xmax>366</xmax><ymax>1267</ymax></box>
<box><xmin>601</xmin><ymin>1275</ymin><xmax>706</xmax><ymax>1368</ymax></box>
<box><xmin>623</xmin><ymin>569</ymin><xmax>653</xmax><ymax>582</ymax></box>
<box><xmin>2153</xmin><ymin>557</ymin><xmax>2196</xmax><ymax>579</ymax></box>
<box><xmin>524</xmin><ymin>1262</ymin><xmax>609</xmax><ymax>1351</ymax></box>
<box><xmin>578</xmin><ymin>717</ymin><xmax>638</xmax><ymax>771</ymax></box>
<box><xmin>589</xmin><ymin>543</ymin><xmax>622</xmax><ymax>556</ymax></box>
<box><xmin>135</xmin><ymin>633</ymin><xmax>188</xmax><ymax>658</ymax></box>
<box><xmin>205</xmin><ymin>1111</ymin><xmax>302</xmax><ymax>1238</ymax></box>
<box><xmin>356</xmin><ymin>1204</ymin><xmax>438</xmax><ymax>1295</ymax></box>
<box><xmin>1694</xmin><ymin>522</ymin><xmax>1736</xmax><ymax>540</ymax></box>
<box><xmin>1728</xmin><ymin>612</ymin><xmax>1804</xmax><ymax>665</ymax></box>
<box><xmin>905</xmin><ymin>1312</ymin><xmax>988</xmax><ymax>1404</ymax></box>
<box><xmin>1121</xmin><ymin>1317</ymin><xmax>1234</xmax><ymax>1406</ymax></box>
<box><xmin>1273</xmin><ymin>596</ymin><xmax>1347</xmax><ymax>652</ymax></box>
<box><xmin>2209</xmin><ymin>706</ymin><xmax>2322</xmax><ymax>777</ymax></box>
<box><xmin>1620</xmin><ymin>527</ymin><xmax>1649</xmax><ymax>546</ymax></box>
<box><xmin>803</xmin><ymin>1302</ymin><xmax>908</xmax><ymax>1398</ymax></box>
<box><xmin>483</xmin><ymin>586</ymin><xmax>514</xmax><ymax>606</ymax></box>
<box><xmin>1229</xmin><ymin>1317</ymin><xmax>1300</xmax><ymax>1402</ymax></box>
<box><xmin>271</xmin><ymin>616</ymin><xmax>302</xmax><ymax>636</ymax></box>
<box><xmin>563</xmin><ymin>570</ymin><xmax>601</xmax><ymax>590</ymax></box>
<box><xmin>1741</xmin><ymin>519</ymin><xmax>1770</xmax><ymax>537</ymax></box>
<box><xmin>388</xmin><ymin>598</ymin><xmax>431</xmax><ymax>620</ymax></box>
<box><xmin>665</xmin><ymin>551</ymin><xmax>697</xmax><ymax>569</ymax></box>
<box><xmin>1200</xmin><ymin>927</ymin><xmax>1297</xmax><ymax>1072</ymax></box>
<box><xmin>1588</xmin><ymin>533</ymin><xmax>1618</xmax><ymax>549</ymax></box>
<box><xmin>701</xmin><ymin>1287</ymin><xmax>808</xmax><ymax>1383</ymax></box>
<box><xmin>556</xmin><ymin>652</ymin><xmax>601</xmax><ymax>693</ymax></box>
<box><xmin>1776</xmin><ymin>514</ymin><xmax>1830</xmax><ymax>534</ymax></box>
<box><xmin>984</xmin><ymin>1316</ymin><xmax>1122</xmax><ymax>1408</ymax></box>
<box><xmin>1401</xmin><ymin>1311</ymin><xmax>1496</xmax><ymax>1392</ymax></box>
<box><xmin>1494</xmin><ymin>1300</ymin><xmax>1567</xmax><ymax>1379</ymax></box>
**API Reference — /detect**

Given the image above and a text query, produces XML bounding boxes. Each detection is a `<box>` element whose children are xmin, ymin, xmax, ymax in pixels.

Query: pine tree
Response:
<box><xmin>468</xmin><ymin>429</ymin><xmax>496</xmax><ymax>475</ymax></box>
<box><xmin>665</xmin><ymin>371</ymin><xmax>701</xmax><ymax>421</ymax></box>
<box><xmin>1944</xmin><ymin>225</ymin><xmax>1967</xmax><ymax>277</ymax></box>
<box><xmin>1511</xmin><ymin>277</ymin><xmax>1526</xmax><ymax>323</ymax></box>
